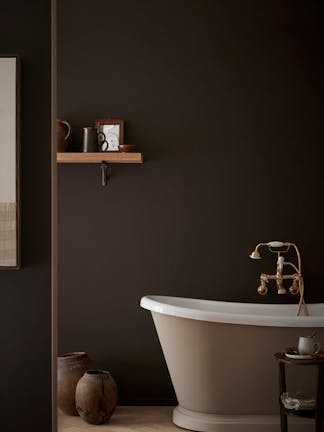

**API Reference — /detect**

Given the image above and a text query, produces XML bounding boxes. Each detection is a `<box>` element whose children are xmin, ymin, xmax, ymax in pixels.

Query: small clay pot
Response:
<box><xmin>118</xmin><ymin>144</ymin><xmax>136</xmax><ymax>152</ymax></box>
<box><xmin>75</xmin><ymin>370</ymin><xmax>118</xmax><ymax>424</ymax></box>
<box><xmin>57</xmin><ymin>352</ymin><xmax>94</xmax><ymax>416</ymax></box>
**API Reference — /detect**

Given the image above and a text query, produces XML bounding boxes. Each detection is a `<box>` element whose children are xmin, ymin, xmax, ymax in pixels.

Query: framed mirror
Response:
<box><xmin>0</xmin><ymin>55</ymin><xmax>20</xmax><ymax>268</ymax></box>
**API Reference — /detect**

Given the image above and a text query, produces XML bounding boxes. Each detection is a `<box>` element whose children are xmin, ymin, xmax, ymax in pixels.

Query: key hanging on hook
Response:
<box><xmin>100</xmin><ymin>161</ymin><xmax>109</xmax><ymax>186</ymax></box>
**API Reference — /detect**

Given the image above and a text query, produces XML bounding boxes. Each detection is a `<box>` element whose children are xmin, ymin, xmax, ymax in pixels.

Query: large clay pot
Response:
<box><xmin>57</xmin><ymin>119</ymin><xmax>71</xmax><ymax>152</ymax></box>
<box><xmin>75</xmin><ymin>370</ymin><xmax>118</xmax><ymax>424</ymax></box>
<box><xmin>57</xmin><ymin>352</ymin><xmax>94</xmax><ymax>416</ymax></box>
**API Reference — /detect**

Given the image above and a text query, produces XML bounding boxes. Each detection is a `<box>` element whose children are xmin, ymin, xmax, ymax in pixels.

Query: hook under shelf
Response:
<box><xmin>100</xmin><ymin>161</ymin><xmax>110</xmax><ymax>186</ymax></box>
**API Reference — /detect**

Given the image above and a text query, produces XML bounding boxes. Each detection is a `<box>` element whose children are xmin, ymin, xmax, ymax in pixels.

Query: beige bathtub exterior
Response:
<box><xmin>141</xmin><ymin>297</ymin><xmax>324</xmax><ymax>432</ymax></box>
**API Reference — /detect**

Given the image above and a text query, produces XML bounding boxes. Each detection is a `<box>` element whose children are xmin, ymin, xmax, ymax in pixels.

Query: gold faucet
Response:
<box><xmin>249</xmin><ymin>241</ymin><xmax>308</xmax><ymax>316</ymax></box>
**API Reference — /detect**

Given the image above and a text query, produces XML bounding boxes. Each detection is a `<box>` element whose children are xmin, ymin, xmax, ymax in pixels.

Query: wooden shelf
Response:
<box><xmin>57</xmin><ymin>152</ymin><xmax>143</xmax><ymax>164</ymax></box>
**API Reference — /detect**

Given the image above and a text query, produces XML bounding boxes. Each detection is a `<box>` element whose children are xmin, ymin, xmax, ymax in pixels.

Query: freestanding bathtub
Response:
<box><xmin>140</xmin><ymin>295</ymin><xmax>324</xmax><ymax>432</ymax></box>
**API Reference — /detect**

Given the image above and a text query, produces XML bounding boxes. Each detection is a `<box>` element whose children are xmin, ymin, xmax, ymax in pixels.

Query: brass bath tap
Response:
<box><xmin>249</xmin><ymin>241</ymin><xmax>308</xmax><ymax>316</ymax></box>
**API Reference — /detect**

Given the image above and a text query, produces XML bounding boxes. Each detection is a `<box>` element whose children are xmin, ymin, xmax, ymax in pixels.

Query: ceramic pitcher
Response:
<box><xmin>57</xmin><ymin>120</ymin><xmax>72</xmax><ymax>152</ymax></box>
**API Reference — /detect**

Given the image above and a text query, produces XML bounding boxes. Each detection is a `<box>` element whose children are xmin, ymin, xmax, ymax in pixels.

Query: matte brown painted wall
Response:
<box><xmin>0</xmin><ymin>0</ymin><xmax>52</xmax><ymax>429</ymax></box>
<box><xmin>58</xmin><ymin>0</ymin><xmax>324</xmax><ymax>404</ymax></box>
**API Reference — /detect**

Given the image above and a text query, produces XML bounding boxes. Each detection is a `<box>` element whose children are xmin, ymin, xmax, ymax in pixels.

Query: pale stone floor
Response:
<box><xmin>58</xmin><ymin>406</ymin><xmax>181</xmax><ymax>431</ymax></box>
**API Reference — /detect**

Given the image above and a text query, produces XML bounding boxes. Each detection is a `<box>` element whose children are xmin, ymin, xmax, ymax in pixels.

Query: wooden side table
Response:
<box><xmin>274</xmin><ymin>353</ymin><xmax>324</xmax><ymax>432</ymax></box>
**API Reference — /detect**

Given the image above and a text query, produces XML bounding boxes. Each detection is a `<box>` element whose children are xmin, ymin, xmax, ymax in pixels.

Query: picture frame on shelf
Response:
<box><xmin>95</xmin><ymin>119</ymin><xmax>124</xmax><ymax>152</ymax></box>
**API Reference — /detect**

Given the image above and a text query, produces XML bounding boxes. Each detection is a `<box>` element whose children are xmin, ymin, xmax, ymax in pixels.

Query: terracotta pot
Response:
<box><xmin>75</xmin><ymin>370</ymin><xmax>118</xmax><ymax>424</ymax></box>
<box><xmin>57</xmin><ymin>352</ymin><xmax>94</xmax><ymax>416</ymax></box>
<box><xmin>57</xmin><ymin>119</ymin><xmax>71</xmax><ymax>152</ymax></box>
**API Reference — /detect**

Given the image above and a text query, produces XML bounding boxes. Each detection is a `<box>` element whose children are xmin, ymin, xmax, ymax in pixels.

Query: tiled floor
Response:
<box><xmin>58</xmin><ymin>406</ymin><xmax>180</xmax><ymax>431</ymax></box>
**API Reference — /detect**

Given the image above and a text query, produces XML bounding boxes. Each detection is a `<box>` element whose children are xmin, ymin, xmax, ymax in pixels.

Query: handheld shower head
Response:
<box><xmin>249</xmin><ymin>249</ymin><xmax>261</xmax><ymax>259</ymax></box>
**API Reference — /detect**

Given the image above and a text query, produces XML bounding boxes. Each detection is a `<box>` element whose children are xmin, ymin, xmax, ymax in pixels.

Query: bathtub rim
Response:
<box><xmin>140</xmin><ymin>295</ymin><xmax>324</xmax><ymax>327</ymax></box>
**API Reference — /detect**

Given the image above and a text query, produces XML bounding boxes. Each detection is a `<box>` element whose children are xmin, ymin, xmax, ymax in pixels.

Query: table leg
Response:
<box><xmin>315</xmin><ymin>365</ymin><xmax>324</xmax><ymax>432</ymax></box>
<box><xmin>280</xmin><ymin>410</ymin><xmax>288</xmax><ymax>432</ymax></box>
<box><xmin>279</xmin><ymin>362</ymin><xmax>288</xmax><ymax>432</ymax></box>
<box><xmin>279</xmin><ymin>362</ymin><xmax>287</xmax><ymax>393</ymax></box>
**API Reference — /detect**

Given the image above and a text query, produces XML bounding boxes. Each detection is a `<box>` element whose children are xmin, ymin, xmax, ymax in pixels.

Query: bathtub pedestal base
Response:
<box><xmin>173</xmin><ymin>406</ymin><xmax>313</xmax><ymax>432</ymax></box>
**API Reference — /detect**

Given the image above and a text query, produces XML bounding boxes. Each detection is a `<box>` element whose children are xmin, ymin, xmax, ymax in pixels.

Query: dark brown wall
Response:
<box><xmin>58</xmin><ymin>0</ymin><xmax>324</xmax><ymax>404</ymax></box>
<box><xmin>0</xmin><ymin>0</ymin><xmax>52</xmax><ymax>430</ymax></box>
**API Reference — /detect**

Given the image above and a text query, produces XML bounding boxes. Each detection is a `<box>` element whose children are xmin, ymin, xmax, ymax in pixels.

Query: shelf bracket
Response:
<box><xmin>100</xmin><ymin>161</ymin><xmax>110</xmax><ymax>186</ymax></box>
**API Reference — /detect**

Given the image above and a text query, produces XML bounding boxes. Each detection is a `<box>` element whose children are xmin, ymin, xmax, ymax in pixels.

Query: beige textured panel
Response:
<box><xmin>0</xmin><ymin>202</ymin><xmax>16</xmax><ymax>266</ymax></box>
<box><xmin>58</xmin><ymin>406</ymin><xmax>179</xmax><ymax>431</ymax></box>
<box><xmin>0</xmin><ymin>58</ymin><xmax>16</xmax><ymax>202</ymax></box>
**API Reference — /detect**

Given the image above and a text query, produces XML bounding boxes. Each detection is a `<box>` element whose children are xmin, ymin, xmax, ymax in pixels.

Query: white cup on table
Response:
<box><xmin>298</xmin><ymin>336</ymin><xmax>321</xmax><ymax>355</ymax></box>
